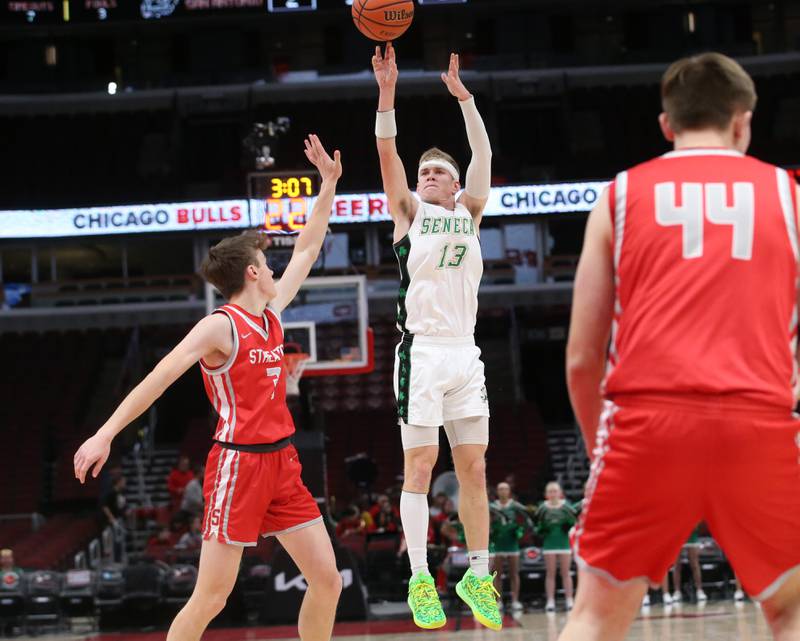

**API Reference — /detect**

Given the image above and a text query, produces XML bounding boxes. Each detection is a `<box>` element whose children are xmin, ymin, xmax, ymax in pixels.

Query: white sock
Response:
<box><xmin>469</xmin><ymin>549</ymin><xmax>490</xmax><ymax>578</ymax></box>
<box><xmin>400</xmin><ymin>491</ymin><xmax>430</xmax><ymax>576</ymax></box>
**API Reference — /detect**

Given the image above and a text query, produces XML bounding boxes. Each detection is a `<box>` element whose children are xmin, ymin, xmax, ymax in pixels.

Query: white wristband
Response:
<box><xmin>375</xmin><ymin>109</ymin><xmax>397</xmax><ymax>139</ymax></box>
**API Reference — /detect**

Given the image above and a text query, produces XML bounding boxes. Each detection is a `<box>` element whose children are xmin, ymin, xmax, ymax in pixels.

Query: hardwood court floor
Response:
<box><xmin>16</xmin><ymin>602</ymin><xmax>773</xmax><ymax>641</ymax></box>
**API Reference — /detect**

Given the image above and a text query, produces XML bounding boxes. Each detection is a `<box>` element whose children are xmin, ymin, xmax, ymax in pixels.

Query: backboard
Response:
<box><xmin>211</xmin><ymin>274</ymin><xmax>372</xmax><ymax>377</ymax></box>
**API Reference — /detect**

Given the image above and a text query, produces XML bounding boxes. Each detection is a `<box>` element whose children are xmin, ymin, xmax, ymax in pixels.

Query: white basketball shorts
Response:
<box><xmin>394</xmin><ymin>334</ymin><xmax>490</xmax><ymax>428</ymax></box>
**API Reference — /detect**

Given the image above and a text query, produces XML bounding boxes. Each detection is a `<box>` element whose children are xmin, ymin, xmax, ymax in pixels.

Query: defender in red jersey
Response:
<box><xmin>560</xmin><ymin>54</ymin><xmax>800</xmax><ymax>641</ymax></box>
<box><xmin>74</xmin><ymin>135</ymin><xmax>343</xmax><ymax>641</ymax></box>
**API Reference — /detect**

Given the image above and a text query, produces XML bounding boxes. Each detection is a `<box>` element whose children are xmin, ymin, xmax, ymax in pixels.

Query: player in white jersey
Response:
<box><xmin>372</xmin><ymin>43</ymin><xmax>500</xmax><ymax>631</ymax></box>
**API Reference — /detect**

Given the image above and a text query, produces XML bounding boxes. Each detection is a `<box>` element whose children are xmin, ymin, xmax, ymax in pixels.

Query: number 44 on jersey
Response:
<box><xmin>655</xmin><ymin>181</ymin><xmax>755</xmax><ymax>260</ymax></box>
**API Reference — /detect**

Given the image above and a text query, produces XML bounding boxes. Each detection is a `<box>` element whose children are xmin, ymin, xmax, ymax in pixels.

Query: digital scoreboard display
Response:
<box><xmin>1</xmin><ymin>0</ymin><xmax>324</xmax><ymax>23</ymax></box>
<box><xmin>4</xmin><ymin>1</ymin><xmax>63</xmax><ymax>24</ymax></box>
<box><xmin>248</xmin><ymin>170</ymin><xmax>321</xmax><ymax>233</ymax></box>
<box><xmin>2</xmin><ymin>0</ymin><xmax>472</xmax><ymax>23</ymax></box>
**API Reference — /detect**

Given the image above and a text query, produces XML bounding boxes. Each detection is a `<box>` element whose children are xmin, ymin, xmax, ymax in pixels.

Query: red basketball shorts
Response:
<box><xmin>573</xmin><ymin>395</ymin><xmax>800</xmax><ymax>601</ymax></box>
<box><xmin>202</xmin><ymin>443</ymin><xmax>321</xmax><ymax>546</ymax></box>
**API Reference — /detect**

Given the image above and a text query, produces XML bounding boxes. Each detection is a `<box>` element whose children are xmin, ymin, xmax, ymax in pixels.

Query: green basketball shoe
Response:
<box><xmin>407</xmin><ymin>573</ymin><xmax>447</xmax><ymax>629</ymax></box>
<box><xmin>455</xmin><ymin>569</ymin><xmax>503</xmax><ymax>631</ymax></box>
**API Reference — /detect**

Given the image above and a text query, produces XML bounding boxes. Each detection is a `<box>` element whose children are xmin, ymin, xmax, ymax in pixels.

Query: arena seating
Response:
<box><xmin>0</xmin><ymin>329</ymin><xmax>131</xmax><ymax>578</ymax></box>
<box><xmin>0</xmin><ymin>328</ymin><xmax>133</xmax><ymax>510</ymax></box>
<box><xmin>11</xmin><ymin>516</ymin><xmax>99</xmax><ymax>570</ymax></box>
<box><xmin>30</xmin><ymin>275</ymin><xmax>200</xmax><ymax>308</ymax></box>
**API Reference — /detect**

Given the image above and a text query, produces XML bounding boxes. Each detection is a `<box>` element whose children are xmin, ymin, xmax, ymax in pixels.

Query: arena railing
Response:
<box><xmin>0</xmin><ymin>512</ymin><xmax>45</xmax><ymax>531</ymax></box>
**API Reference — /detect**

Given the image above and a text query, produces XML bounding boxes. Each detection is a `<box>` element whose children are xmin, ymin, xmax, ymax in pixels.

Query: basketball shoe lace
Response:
<box><xmin>409</xmin><ymin>580</ymin><xmax>443</xmax><ymax>620</ymax></box>
<box><xmin>466</xmin><ymin>571</ymin><xmax>501</xmax><ymax>611</ymax></box>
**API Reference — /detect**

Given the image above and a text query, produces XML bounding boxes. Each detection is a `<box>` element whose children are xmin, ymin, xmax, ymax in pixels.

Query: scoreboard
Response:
<box><xmin>2</xmin><ymin>0</ymin><xmax>471</xmax><ymax>23</ymax></box>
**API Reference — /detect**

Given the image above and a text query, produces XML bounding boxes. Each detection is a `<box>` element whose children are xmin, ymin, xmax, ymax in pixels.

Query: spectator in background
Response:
<box><xmin>369</xmin><ymin>494</ymin><xmax>400</xmax><ymax>527</ymax></box>
<box><xmin>101</xmin><ymin>476</ymin><xmax>128</xmax><ymax>528</ymax></box>
<box><xmin>181</xmin><ymin>464</ymin><xmax>204</xmax><ymax>513</ymax></box>
<box><xmin>429</xmin><ymin>492</ymin><xmax>448</xmax><ymax>519</ymax></box>
<box><xmin>440</xmin><ymin>501</ymin><xmax>466</xmax><ymax>549</ymax></box>
<box><xmin>671</xmin><ymin>525</ymin><xmax>707</xmax><ymax>603</ymax></box>
<box><xmin>0</xmin><ymin>548</ymin><xmax>22</xmax><ymax>590</ymax></box>
<box><xmin>98</xmin><ymin>463</ymin><xmax>124</xmax><ymax>507</ymax></box>
<box><xmin>167</xmin><ymin>455</ymin><xmax>194</xmax><ymax>510</ymax></box>
<box><xmin>490</xmin><ymin>482</ymin><xmax>529</xmax><ymax>612</ymax></box>
<box><xmin>175</xmin><ymin>517</ymin><xmax>203</xmax><ymax>552</ymax></box>
<box><xmin>431</xmin><ymin>496</ymin><xmax>454</xmax><ymax>531</ymax></box>
<box><xmin>372</xmin><ymin>497</ymin><xmax>402</xmax><ymax>534</ymax></box>
<box><xmin>536</xmin><ymin>481</ymin><xmax>577</xmax><ymax>613</ymax></box>
<box><xmin>145</xmin><ymin>526</ymin><xmax>176</xmax><ymax>562</ymax></box>
<box><xmin>368</xmin><ymin>494</ymin><xmax>389</xmax><ymax>519</ymax></box>
<box><xmin>357</xmin><ymin>496</ymin><xmax>375</xmax><ymax>532</ymax></box>
<box><xmin>336</xmin><ymin>505</ymin><xmax>367</xmax><ymax>538</ymax></box>
<box><xmin>429</xmin><ymin>493</ymin><xmax>451</xmax><ymax>545</ymax></box>
<box><xmin>172</xmin><ymin>463</ymin><xmax>204</xmax><ymax>528</ymax></box>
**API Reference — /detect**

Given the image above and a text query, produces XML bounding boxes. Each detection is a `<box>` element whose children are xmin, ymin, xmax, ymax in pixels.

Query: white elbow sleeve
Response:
<box><xmin>459</xmin><ymin>96</ymin><xmax>492</xmax><ymax>200</ymax></box>
<box><xmin>375</xmin><ymin>109</ymin><xmax>398</xmax><ymax>139</ymax></box>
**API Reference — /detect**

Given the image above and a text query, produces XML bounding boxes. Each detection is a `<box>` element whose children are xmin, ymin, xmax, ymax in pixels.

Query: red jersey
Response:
<box><xmin>200</xmin><ymin>304</ymin><xmax>294</xmax><ymax>444</ymax></box>
<box><xmin>604</xmin><ymin>148</ymin><xmax>799</xmax><ymax>409</ymax></box>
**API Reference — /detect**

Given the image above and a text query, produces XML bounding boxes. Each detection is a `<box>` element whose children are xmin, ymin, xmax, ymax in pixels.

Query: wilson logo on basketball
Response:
<box><xmin>384</xmin><ymin>9</ymin><xmax>413</xmax><ymax>21</ymax></box>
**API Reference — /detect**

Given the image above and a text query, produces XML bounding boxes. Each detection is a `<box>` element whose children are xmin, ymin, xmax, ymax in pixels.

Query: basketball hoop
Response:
<box><xmin>285</xmin><ymin>351</ymin><xmax>310</xmax><ymax>397</ymax></box>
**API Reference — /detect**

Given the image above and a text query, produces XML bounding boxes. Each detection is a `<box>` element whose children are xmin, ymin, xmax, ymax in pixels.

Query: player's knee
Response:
<box><xmin>458</xmin><ymin>455</ymin><xmax>486</xmax><ymax>490</ymax></box>
<box><xmin>192</xmin><ymin>589</ymin><xmax>229</xmax><ymax>619</ymax></box>
<box><xmin>762</xmin><ymin>586</ymin><xmax>800</xmax><ymax>633</ymax></box>
<box><xmin>405</xmin><ymin>457</ymin><xmax>435</xmax><ymax>488</ymax></box>
<box><xmin>309</xmin><ymin>566</ymin><xmax>343</xmax><ymax>597</ymax></box>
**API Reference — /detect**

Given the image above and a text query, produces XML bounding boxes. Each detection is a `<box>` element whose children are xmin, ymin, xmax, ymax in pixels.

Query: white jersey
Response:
<box><xmin>393</xmin><ymin>200</ymin><xmax>483</xmax><ymax>337</ymax></box>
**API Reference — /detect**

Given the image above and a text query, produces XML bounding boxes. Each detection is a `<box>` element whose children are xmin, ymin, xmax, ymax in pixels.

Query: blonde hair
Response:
<box><xmin>661</xmin><ymin>52</ymin><xmax>757</xmax><ymax>132</ymax></box>
<box><xmin>419</xmin><ymin>147</ymin><xmax>461</xmax><ymax>177</ymax></box>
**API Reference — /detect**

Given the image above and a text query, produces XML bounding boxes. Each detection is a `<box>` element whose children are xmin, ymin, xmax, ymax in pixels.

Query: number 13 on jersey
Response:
<box><xmin>655</xmin><ymin>181</ymin><xmax>755</xmax><ymax>260</ymax></box>
<box><xmin>437</xmin><ymin>243</ymin><xmax>469</xmax><ymax>269</ymax></box>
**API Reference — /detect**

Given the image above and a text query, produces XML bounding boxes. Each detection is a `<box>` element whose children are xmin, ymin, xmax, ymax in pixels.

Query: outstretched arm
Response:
<box><xmin>442</xmin><ymin>53</ymin><xmax>492</xmax><ymax>224</ymax></box>
<box><xmin>372</xmin><ymin>42</ymin><xmax>416</xmax><ymax>231</ymax></box>
<box><xmin>565</xmin><ymin>189</ymin><xmax>614</xmax><ymax>457</ymax></box>
<box><xmin>271</xmin><ymin>134</ymin><xmax>342</xmax><ymax>314</ymax></box>
<box><xmin>73</xmin><ymin>313</ymin><xmax>231</xmax><ymax>483</ymax></box>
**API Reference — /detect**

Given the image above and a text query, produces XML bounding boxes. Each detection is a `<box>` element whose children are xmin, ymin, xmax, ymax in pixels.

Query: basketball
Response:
<box><xmin>352</xmin><ymin>0</ymin><xmax>415</xmax><ymax>42</ymax></box>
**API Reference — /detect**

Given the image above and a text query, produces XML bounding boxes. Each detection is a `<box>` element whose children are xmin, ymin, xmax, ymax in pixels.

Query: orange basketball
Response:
<box><xmin>352</xmin><ymin>0</ymin><xmax>415</xmax><ymax>42</ymax></box>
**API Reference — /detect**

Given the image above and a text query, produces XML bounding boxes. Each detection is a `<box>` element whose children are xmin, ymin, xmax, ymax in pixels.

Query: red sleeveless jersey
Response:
<box><xmin>604</xmin><ymin>148</ymin><xmax>799</xmax><ymax>409</ymax></box>
<box><xmin>200</xmin><ymin>303</ymin><xmax>295</xmax><ymax>444</ymax></box>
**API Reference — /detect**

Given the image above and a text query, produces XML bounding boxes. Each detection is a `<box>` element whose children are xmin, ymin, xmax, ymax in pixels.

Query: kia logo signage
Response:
<box><xmin>274</xmin><ymin>569</ymin><xmax>353</xmax><ymax>592</ymax></box>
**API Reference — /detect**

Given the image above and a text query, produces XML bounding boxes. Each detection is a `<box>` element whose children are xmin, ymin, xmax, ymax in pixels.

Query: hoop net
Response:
<box><xmin>285</xmin><ymin>351</ymin><xmax>310</xmax><ymax>397</ymax></box>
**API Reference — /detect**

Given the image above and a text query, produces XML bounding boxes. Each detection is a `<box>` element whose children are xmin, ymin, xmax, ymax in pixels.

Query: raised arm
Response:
<box><xmin>271</xmin><ymin>134</ymin><xmax>342</xmax><ymax>314</ymax></box>
<box><xmin>73</xmin><ymin>313</ymin><xmax>231</xmax><ymax>483</ymax></box>
<box><xmin>372</xmin><ymin>42</ymin><xmax>416</xmax><ymax>235</ymax></box>
<box><xmin>565</xmin><ymin>189</ymin><xmax>614</xmax><ymax>456</ymax></box>
<box><xmin>442</xmin><ymin>54</ymin><xmax>492</xmax><ymax>224</ymax></box>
